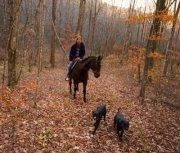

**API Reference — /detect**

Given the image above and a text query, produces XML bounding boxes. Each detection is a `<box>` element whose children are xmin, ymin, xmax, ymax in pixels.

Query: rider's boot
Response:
<box><xmin>65</xmin><ymin>73</ymin><xmax>70</xmax><ymax>81</ymax></box>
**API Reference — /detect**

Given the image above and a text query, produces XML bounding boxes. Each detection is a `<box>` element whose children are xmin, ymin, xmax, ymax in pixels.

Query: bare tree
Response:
<box><xmin>76</xmin><ymin>0</ymin><xmax>86</xmax><ymax>35</ymax></box>
<box><xmin>36</xmin><ymin>0</ymin><xmax>44</xmax><ymax>73</ymax></box>
<box><xmin>139</xmin><ymin>0</ymin><xmax>166</xmax><ymax>102</ymax></box>
<box><xmin>50</xmin><ymin>0</ymin><xmax>57</xmax><ymax>68</ymax></box>
<box><xmin>163</xmin><ymin>1</ymin><xmax>180</xmax><ymax>76</ymax></box>
<box><xmin>120</xmin><ymin>0</ymin><xmax>136</xmax><ymax>63</ymax></box>
<box><xmin>7</xmin><ymin>0</ymin><xmax>21</xmax><ymax>88</ymax></box>
<box><xmin>89</xmin><ymin>0</ymin><xmax>103</xmax><ymax>55</ymax></box>
<box><xmin>65</xmin><ymin>0</ymin><xmax>71</xmax><ymax>28</ymax></box>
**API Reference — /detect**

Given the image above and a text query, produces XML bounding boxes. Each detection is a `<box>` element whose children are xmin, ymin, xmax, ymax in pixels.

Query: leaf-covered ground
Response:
<box><xmin>0</xmin><ymin>58</ymin><xmax>179</xmax><ymax>153</ymax></box>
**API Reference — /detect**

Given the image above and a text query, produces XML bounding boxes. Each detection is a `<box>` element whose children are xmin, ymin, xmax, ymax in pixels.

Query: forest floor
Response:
<box><xmin>0</xmin><ymin>56</ymin><xmax>179</xmax><ymax>153</ymax></box>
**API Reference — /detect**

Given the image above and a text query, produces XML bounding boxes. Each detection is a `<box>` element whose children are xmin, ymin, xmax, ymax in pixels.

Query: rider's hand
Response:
<box><xmin>75</xmin><ymin>57</ymin><xmax>81</xmax><ymax>61</ymax></box>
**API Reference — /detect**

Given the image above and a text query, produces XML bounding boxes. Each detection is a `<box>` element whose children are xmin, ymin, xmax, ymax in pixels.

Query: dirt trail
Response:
<box><xmin>0</xmin><ymin>60</ymin><xmax>179</xmax><ymax>153</ymax></box>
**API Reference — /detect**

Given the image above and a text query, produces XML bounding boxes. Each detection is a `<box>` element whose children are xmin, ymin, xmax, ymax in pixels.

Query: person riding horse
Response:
<box><xmin>66</xmin><ymin>35</ymin><xmax>85</xmax><ymax>81</ymax></box>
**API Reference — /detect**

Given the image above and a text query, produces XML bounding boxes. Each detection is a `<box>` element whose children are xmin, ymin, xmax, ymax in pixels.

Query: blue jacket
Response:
<box><xmin>69</xmin><ymin>42</ymin><xmax>85</xmax><ymax>61</ymax></box>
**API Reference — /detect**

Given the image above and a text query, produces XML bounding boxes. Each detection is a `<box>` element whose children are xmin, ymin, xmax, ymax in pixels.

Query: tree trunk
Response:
<box><xmin>76</xmin><ymin>0</ymin><xmax>86</xmax><ymax>35</ymax></box>
<box><xmin>36</xmin><ymin>0</ymin><xmax>44</xmax><ymax>74</ymax></box>
<box><xmin>87</xmin><ymin>0</ymin><xmax>93</xmax><ymax>51</ymax></box>
<box><xmin>138</xmin><ymin>64</ymin><xmax>141</xmax><ymax>83</ymax></box>
<box><xmin>65</xmin><ymin>0</ymin><xmax>70</xmax><ymax>28</ymax></box>
<box><xmin>175</xmin><ymin>25</ymin><xmax>180</xmax><ymax>50</ymax></box>
<box><xmin>163</xmin><ymin>1</ymin><xmax>180</xmax><ymax>76</ymax></box>
<box><xmin>120</xmin><ymin>0</ymin><xmax>136</xmax><ymax>63</ymax></box>
<box><xmin>139</xmin><ymin>0</ymin><xmax>166</xmax><ymax>102</ymax></box>
<box><xmin>140</xmin><ymin>7</ymin><xmax>147</xmax><ymax>45</ymax></box>
<box><xmin>148</xmin><ymin>0</ymin><xmax>166</xmax><ymax>70</ymax></box>
<box><xmin>7</xmin><ymin>0</ymin><xmax>21</xmax><ymax>88</ymax></box>
<box><xmin>89</xmin><ymin>0</ymin><xmax>102</xmax><ymax>55</ymax></box>
<box><xmin>50</xmin><ymin>0</ymin><xmax>57</xmax><ymax>68</ymax></box>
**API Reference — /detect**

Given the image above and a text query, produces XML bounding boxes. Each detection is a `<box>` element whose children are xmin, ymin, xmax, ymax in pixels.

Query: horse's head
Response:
<box><xmin>90</xmin><ymin>56</ymin><xmax>103</xmax><ymax>78</ymax></box>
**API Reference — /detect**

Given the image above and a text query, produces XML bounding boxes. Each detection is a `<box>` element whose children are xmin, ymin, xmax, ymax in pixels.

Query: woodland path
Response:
<box><xmin>1</xmin><ymin>58</ymin><xmax>179</xmax><ymax>153</ymax></box>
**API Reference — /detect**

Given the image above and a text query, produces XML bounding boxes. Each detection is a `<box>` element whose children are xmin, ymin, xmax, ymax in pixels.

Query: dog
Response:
<box><xmin>92</xmin><ymin>104</ymin><xmax>106</xmax><ymax>135</ymax></box>
<box><xmin>114</xmin><ymin>109</ymin><xmax>129</xmax><ymax>141</ymax></box>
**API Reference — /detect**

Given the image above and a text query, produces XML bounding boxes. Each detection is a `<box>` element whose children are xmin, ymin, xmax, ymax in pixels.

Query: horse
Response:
<box><xmin>69</xmin><ymin>56</ymin><xmax>103</xmax><ymax>102</ymax></box>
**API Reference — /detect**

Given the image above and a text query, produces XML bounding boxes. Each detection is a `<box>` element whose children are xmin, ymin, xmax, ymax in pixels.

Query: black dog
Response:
<box><xmin>114</xmin><ymin>110</ymin><xmax>129</xmax><ymax>141</ymax></box>
<box><xmin>92</xmin><ymin>104</ymin><xmax>106</xmax><ymax>135</ymax></box>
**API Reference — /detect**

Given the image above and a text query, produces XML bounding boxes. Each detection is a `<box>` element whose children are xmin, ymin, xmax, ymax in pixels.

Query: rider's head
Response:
<box><xmin>76</xmin><ymin>35</ymin><xmax>82</xmax><ymax>44</ymax></box>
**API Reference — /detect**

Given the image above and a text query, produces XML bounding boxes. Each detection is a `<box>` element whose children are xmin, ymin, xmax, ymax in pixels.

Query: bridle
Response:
<box><xmin>90</xmin><ymin>57</ymin><xmax>101</xmax><ymax>77</ymax></box>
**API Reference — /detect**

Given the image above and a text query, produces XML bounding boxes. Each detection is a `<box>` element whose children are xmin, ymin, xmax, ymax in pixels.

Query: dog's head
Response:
<box><xmin>124</xmin><ymin>121</ymin><xmax>129</xmax><ymax>130</ymax></box>
<box><xmin>92</xmin><ymin>111</ymin><xmax>96</xmax><ymax>120</ymax></box>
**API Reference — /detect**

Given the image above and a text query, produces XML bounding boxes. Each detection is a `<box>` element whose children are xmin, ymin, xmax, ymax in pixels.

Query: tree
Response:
<box><xmin>163</xmin><ymin>1</ymin><xmax>180</xmax><ymax>76</ymax></box>
<box><xmin>65</xmin><ymin>0</ymin><xmax>71</xmax><ymax>28</ymax></box>
<box><xmin>7</xmin><ymin>0</ymin><xmax>21</xmax><ymax>88</ymax></box>
<box><xmin>139</xmin><ymin>0</ymin><xmax>166</xmax><ymax>101</ymax></box>
<box><xmin>36</xmin><ymin>0</ymin><xmax>44</xmax><ymax>73</ymax></box>
<box><xmin>88</xmin><ymin>0</ymin><xmax>103</xmax><ymax>55</ymax></box>
<box><xmin>50</xmin><ymin>0</ymin><xmax>57</xmax><ymax>68</ymax></box>
<box><xmin>120</xmin><ymin>0</ymin><xmax>136</xmax><ymax>63</ymax></box>
<box><xmin>76</xmin><ymin>0</ymin><xmax>86</xmax><ymax>35</ymax></box>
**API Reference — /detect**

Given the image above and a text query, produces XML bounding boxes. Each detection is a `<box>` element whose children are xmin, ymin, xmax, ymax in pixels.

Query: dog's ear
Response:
<box><xmin>100</xmin><ymin>55</ymin><xmax>103</xmax><ymax>60</ymax></box>
<box><xmin>92</xmin><ymin>111</ymin><xmax>95</xmax><ymax>116</ymax></box>
<box><xmin>99</xmin><ymin>101</ymin><xmax>104</xmax><ymax>106</ymax></box>
<box><xmin>97</xmin><ymin>55</ymin><xmax>103</xmax><ymax>61</ymax></box>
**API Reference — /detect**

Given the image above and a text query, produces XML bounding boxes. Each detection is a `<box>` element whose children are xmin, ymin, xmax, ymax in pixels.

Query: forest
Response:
<box><xmin>0</xmin><ymin>0</ymin><xmax>179</xmax><ymax>152</ymax></box>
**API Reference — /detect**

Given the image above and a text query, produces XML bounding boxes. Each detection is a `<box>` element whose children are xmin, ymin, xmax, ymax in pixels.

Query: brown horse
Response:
<box><xmin>69</xmin><ymin>56</ymin><xmax>103</xmax><ymax>102</ymax></box>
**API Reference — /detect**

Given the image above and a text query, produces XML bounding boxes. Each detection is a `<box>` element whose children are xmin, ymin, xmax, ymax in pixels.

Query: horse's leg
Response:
<box><xmin>83</xmin><ymin>82</ymin><xmax>87</xmax><ymax>102</ymax></box>
<box><xmin>69</xmin><ymin>79</ymin><xmax>72</xmax><ymax>94</ymax></box>
<box><xmin>77</xmin><ymin>84</ymin><xmax>79</xmax><ymax>92</ymax></box>
<box><xmin>73</xmin><ymin>83</ymin><xmax>77</xmax><ymax>99</ymax></box>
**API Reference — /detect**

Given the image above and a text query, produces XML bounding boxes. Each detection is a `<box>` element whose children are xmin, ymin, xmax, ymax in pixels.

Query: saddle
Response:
<box><xmin>69</xmin><ymin>60</ymin><xmax>80</xmax><ymax>76</ymax></box>
<box><xmin>71</xmin><ymin>61</ymin><xmax>78</xmax><ymax>70</ymax></box>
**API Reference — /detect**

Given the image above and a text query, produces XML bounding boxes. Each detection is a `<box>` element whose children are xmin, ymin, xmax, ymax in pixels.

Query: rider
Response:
<box><xmin>66</xmin><ymin>35</ymin><xmax>85</xmax><ymax>81</ymax></box>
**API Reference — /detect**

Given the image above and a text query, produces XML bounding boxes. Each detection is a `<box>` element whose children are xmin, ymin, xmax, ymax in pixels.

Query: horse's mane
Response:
<box><xmin>82</xmin><ymin>56</ymin><xmax>96</xmax><ymax>62</ymax></box>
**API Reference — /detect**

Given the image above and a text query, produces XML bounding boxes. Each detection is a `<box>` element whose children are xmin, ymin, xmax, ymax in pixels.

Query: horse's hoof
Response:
<box><xmin>119</xmin><ymin>138</ymin><xmax>123</xmax><ymax>142</ymax></box>
<box><xmin>69</xmin><ymin>95</ymin><xmax>74</xmax><ymax>99</ymax></box>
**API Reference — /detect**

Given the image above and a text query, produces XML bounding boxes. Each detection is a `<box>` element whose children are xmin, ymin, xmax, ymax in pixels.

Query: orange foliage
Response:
<box><xmin>23</xmin><ymin>79</ymin><xmax>38</xmax><ymax>91</ymax></box>
<box><xmin>127</xmin><ymin>45</ymin><xmax>145</xmax><ymax>65</ymax></box>
<box><xmin>0</xmin><ymin>86</ymin><xmax>25</xmax><ymax>112</ymax></box>
<box><xmin>147</xmin><ymin>34</ymin><xmax>165</xmax><ymax>41</ymax></box>
<box><xmin>148</xmin><ymin>52</ymin><xmax>164</xmax><ymax>59</ymax></box>
<box><xmin>148</xmin><ymin>68</ymin><xmax>156</xmax><ymax>78</ymax></box>
<box><xmin>124</xmin><ymin>10</ymin><xmax>176</xmax><ymax>25</ymax></box>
